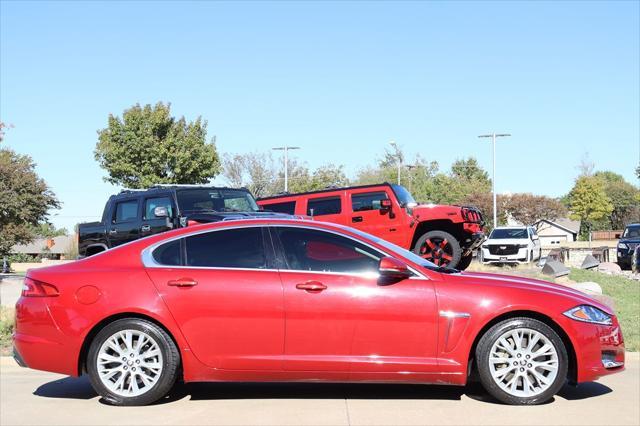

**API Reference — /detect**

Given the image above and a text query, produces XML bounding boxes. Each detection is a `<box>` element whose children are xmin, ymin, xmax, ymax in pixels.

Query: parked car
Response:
<box><xmin>257</xmin><ymin>183</ymin><xmax>484</xmax><ymax>270</ymax></box>
<box><xmin>480</xmin><ymin>226</ymin><xmax>542</xmax><ymax>264</ymax></box>
<box><xmin>14</xmin><ymin>218</ymin><xmax>625</xmax><ymax>406</ymax></box>
<box><xmin>617</xmin><ymin>223</ymin><xmax>640</xmax><ymax>270</ymax></box>
<box><xmin>78</xmin><ymin>185</ymin><xmax>285</xmax><ymax>258</ymax></box>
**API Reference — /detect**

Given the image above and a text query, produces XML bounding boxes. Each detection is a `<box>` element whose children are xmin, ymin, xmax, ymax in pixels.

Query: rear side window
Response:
<box><xmin>144</xmin><ymin>197</ymin><xmax>173</xmax><ymax>219</ymax></box>
<box><xmin>185</xmin><ymin>227</ymin><xmax>266</xmax><ymax>269</ymax></box>
<box><xmin>152</xmin><ymin>239</ymin><xmax>182</xmax><ymax>266</ymax></box>
<box><xmin>264</xmin><ymin>201</ymin><xmax>296</xmax><ymax>215</ymax></box>
<box><xmin>113</xmin><ymin>200</ymin><xmax>139</xmax><ymax>223</ymax></box>
<box><xmin>307</xmin><ymin>197</ymin><xmax>341</xmax><ymax>216</ymax></box>
<box><xmin>351</xmin><ymin>191</ymin><xmax>389</xmax><ymax>212</ymax></box>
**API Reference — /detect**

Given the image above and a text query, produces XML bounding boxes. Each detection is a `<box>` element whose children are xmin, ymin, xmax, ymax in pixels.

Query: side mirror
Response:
<box><xmin>380</xmin><ymin>199</ymin><xmax>392</xmax><ymax>211</ymax></box>
<box><xmin>532</xmin><ymin>234</ymin><xmax>539</xmax><ymax>241</ymax></box>
<box><xmin>378</xmin><ymin>256</ymin><xmax>412</xmax><ymax>284</ymax></box>
<box><xmin>154</xmin><ymin>206</ymin><xmax>169</xmax><ymax>218</ymax></box>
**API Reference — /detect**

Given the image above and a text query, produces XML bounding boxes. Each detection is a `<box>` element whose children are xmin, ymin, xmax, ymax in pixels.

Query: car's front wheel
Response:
<box><xmin>87</xmin><ymin>318</ymin><xmax>180</xmax><ymax>406</ymax></box>
<box><xmin>475</xmin><ymin>317</ymin><xmax>568</xmax><ymax>405</ymax></box>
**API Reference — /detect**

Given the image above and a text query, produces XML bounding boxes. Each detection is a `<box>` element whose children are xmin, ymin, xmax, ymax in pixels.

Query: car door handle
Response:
<box><xmin>167</xmin><ymin>278</ymin><xmax>198</xmax><ymax>287</ymax></box>
<box><xmin>109</xmin><ymin>229</ymin><xmax>117</xmax><ymax>235</ymax></box>
<box><xmin>295</xmin><ymin>281</ymin><xmax>327</xmax><ymax>292</ymax></box>
<box><xmin>352</xmin><ymin>216</ymin><xmax>363</xmax><ymax>223</ymax></box>
<box><xmin>141</xmin><ymin>225</ymin><xmax>151</xmax><ymax>232</ymax></box>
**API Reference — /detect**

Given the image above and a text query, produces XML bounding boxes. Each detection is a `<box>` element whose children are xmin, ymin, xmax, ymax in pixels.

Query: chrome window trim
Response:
<box><xmin>141</xmin><ymin>223</ymin><xmax>428</xmax><ymax>279</ymax></box>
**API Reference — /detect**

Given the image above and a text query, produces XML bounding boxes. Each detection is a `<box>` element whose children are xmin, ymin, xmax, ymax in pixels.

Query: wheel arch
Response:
<box><xmin>77</xmin><ymin>312</ymin><xmax>182</xmax><ymax>377</ymax></box>
<box><xmin>411</xmin><ymin>220</ymin><xmax>463</xmax><ymax>249</ymax></box>
<box><xmin>467</xmin><ymin>310</ymin><xmax>578</xmax><ymax>384</ymax></box>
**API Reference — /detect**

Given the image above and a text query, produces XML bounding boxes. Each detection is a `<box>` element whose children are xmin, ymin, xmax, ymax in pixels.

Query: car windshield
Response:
<box><xmin>623</xmin><ymin>225</ymin><xmax>640</xmax><ymax>238</ymax></box>
<box><xmin>391</xmin><ymin>184</ymin><xmax>417</xmax><ymax>207</ymax></box>
<box><xmin>489</xmin><ymin>228</ymin><xmax>528</xmax><ymax>239</ymax></box>
<box><xmin>176</xmin><ymin>189</ymin><xmax>259</xmax><ymax>213</ymax></box>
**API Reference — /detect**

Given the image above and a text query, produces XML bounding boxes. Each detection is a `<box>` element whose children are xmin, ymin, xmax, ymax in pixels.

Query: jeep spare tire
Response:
<box><xmin>414</xmin><ymin>230</ymin><xmax>462</xmax><ymax>268</ymax></box>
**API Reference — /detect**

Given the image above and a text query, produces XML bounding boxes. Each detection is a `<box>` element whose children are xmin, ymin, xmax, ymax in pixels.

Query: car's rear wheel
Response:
<box><xmin>414</xmin><ymin>230</ymin><xmax>462</xmax><ymax>268</ymax></box>
<box><xmin>475</xmin><ymin>317</ymin><xmax>568</xmax><ymax>405</ymax></box>
<box><xmin>87</xmin><ymin>318</ymin><xmax>180</xmax><ymax>406</ymax></box>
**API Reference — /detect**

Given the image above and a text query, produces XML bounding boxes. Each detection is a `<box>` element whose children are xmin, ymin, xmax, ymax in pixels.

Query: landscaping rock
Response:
<box><xmin>598</xmin><ymin>262</ymin><xmax>622</xmax><ymax>274</ymax></box>
<box><xmin>581</xmin><ymin>254</ymin><xmax>600</xmax><ymax>269</ymax></box>
<box><xmin>542</xmin><ymin>260</ymin><xmax>570</xmax><ymax>277</ymax></box>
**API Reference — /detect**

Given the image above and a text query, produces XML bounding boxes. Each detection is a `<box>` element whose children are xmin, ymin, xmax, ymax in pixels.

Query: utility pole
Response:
<box><xmin>272</xmin><ymin>146</ymin><xmax>300</xmax><ymax>192</ymax></box>
<box><xmin>389</xmin><ymin>140</ymin><xmax>401</xmax><ymax>184</ymax></box>
<box><xmin>478</xmin><ymin>132</ymin><xmax>511</xmax><ymax>229</ymax></box>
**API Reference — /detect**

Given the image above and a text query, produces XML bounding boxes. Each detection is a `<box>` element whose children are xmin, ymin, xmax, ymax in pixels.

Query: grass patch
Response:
<box><xmin>0</xmin><ymin>306</ymin><xmax>15</xmax><ymax>356</ymax></box>
<box><xmin>569</xmin><ymin>269</ymin><xmax>640</xmax><ymax>351</ymax></box>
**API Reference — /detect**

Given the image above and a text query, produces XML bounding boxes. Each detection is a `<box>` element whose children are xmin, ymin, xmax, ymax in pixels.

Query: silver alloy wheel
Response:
<box><xmin>96</xmin><ymin>329</ymin><xmax>163</xmax><ymax>397</ymax></box>
<box><xmin>488</xmin><ymin>327</ymin><xmax>559</xmax><ymax>398</ymax></box>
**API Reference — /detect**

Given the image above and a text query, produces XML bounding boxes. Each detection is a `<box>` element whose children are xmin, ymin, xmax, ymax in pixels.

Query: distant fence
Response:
<box><xmin>591</xmin><ymin>230</ymin><xmax>623</xmax><ymax>240</ymax></box>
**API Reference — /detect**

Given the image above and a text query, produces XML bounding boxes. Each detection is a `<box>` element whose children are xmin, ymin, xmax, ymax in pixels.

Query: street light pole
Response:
<box><xmin>272</xmin><ymin>146</ymin><xmax>300</xmax><ymax>192</ymax></box>
<box><xmin>478</xmin><ymin>132</ymin><xmax>511</xmax><ymax>229</ymax></box>
<box><xmin>389</xmin><ymin>140</ymin><xmax>401</xmax><ymax>184</ymax></box>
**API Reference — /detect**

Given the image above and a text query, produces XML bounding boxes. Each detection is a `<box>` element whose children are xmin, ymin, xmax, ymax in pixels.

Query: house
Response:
<box><xmin>534</xmin><ymin>218</ymin><xmax>580</xmax><ymax>246</ymax></box>
<box><xmin>11</xmin><ymin>235</ymin><xmax>75</xmax><ymax>260</ymax></box>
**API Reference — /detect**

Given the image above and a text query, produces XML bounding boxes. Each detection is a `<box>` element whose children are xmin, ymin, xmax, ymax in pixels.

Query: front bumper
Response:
<box><xmin>567</xmin><ymin>315</ymin><xmax>626</xmax><ymax>383</ymax></box>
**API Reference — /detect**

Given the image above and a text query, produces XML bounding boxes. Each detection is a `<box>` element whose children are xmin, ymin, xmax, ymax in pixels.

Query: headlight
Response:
<box><xmin>517</xmin><ymin>244</ymin><xmax>528</xmax><ymax>248</ymax></box>
<box><xmin>481</xmin><ymin>245</ymin><xmax>488</xmax><ymax>249</ymax></box>
<box><xmin>563</xmin><ymin>305</ymin><xmax>612</xmax><ymax>325</ymax></box>
<box><xmin>618</xmin><ymin>243</ymin><xmax>628</xmax><ymax>250</ymax></box>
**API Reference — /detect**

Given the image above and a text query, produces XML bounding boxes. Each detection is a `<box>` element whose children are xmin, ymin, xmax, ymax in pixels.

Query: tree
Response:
<box><xmin>568</xmin><ymin>176</ymin><xmax>614</xmax><ymax>238</ymax></box>
<box><xmin>95</xmin><ymin>102</ymin><xmax>220</xmax><ymax>188</ymax></box>
<box><xmin>503</xmin><ymin>193</ymin><xmax>567</xmax><ymax>226</ymax></box>
<box><xmin>0</xmin><ymin>143</ymin><xmax>60</xmax><ymax>257</ymax></box>
<box><xmin>593</xmin><ymin>171</ymin><xmax>640</xmax><ymax>229</ymax></box>
<box><xmin>30</xmin><ymin>222</ymin><xmax>68</xmax><ymax>238</ymax></box>
<box><xmin>222</xmin><ymin>152</ymin><xmax>280</xmax><ymax>198</ymax></box>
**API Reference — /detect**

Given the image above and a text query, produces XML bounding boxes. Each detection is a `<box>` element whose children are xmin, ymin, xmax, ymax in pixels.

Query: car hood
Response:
<box><xmin>454</xmin><ymin>271</ymin><xmax>612</xmax><ymax>314</ymax></box>
<box><xmin>411</xmin><ymin>204</ymin><xmax>461</xmax><ymax>217</ymax></box>
<box><xmin>484</xmin><ymin>238</ymin><xmax>529</xmax><ymax>245</ymax></box>
<box><xmin>619</xmin><ymin>237</ymin><xmax>640</xmax><ymax>244</ymax></box>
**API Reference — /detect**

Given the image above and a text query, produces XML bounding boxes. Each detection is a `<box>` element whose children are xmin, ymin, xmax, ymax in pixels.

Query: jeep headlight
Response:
<box><xmin>563</xmin><ymin>305</ymin><xmax>612</xmax><ymax>325</ymax></box>
<box><xmin>618</xmin><ymin>243</ymin><xmax>628</xmax><ymax>250</ymax></box>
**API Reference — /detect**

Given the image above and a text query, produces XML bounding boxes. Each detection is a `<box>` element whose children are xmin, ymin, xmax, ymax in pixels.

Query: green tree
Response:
<box><xmin>30</xmin><ymin>222</ymin><xmax>68</xmax><ymax>238</ymax></box>
<box><xmin>95</xmin><ymin>102</ymin><xmax>220</xmax><ymax>188</ymax></box>
<box><xmin>0</xmin><ymin>140</ymin><xmax>60</xmax><ymax>257</ymax></box>
<box><xmin>593</xmin><ymin>171</ymin><xmax>640</xmax><ymax>229</ymax></box>
<box><xmin>568</xmin><ymin>176</ymin><xmax>614</xmax><ymax>238</ymax></box>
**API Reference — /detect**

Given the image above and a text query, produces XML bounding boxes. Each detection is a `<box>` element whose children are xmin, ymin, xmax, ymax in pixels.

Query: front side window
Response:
<box><xmin>307</xmin><ymin>197</ymin><xmax>341</xmax><ymax>216</ymax></box>
<box><xmin>264</xmin><ymin>201</ymin><xmax>296</xmax><ymax>215</ymax></box>
<box><xmin>144</xmin><ymin>197</ymin><xmax>173</xmax><ymax>219</ymax></box>
<box><xmin>276</xmin><ymin>227</ymin><xmax>382</xmax><ymax>273</ymax></box>
<box><xmin>351</xmin><ymin>191</ymin><xmax>389</xmax><ymax>212</ymax></box>
<box><xmin>113</xmin><ymin>200</ymin><xmax>138</xmax><ymax>223</ymax></box>
<box><xmin>185</xmin><ymin>227</ymin><xmax>266</xmax><ymax>269</ymax></box>
<box><xmin>623</xmin><ymin>225</ymin><xmax>640</xmax><ymax>238</ymax></box>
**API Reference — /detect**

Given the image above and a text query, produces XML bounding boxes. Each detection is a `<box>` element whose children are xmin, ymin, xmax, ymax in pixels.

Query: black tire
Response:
<box><xmin>456</xmin><ymin>253</ymin><xmax>473</xmax><ymax>270</ymax></box>
<box><xmin>475</xmin><ymin>317</ymin><xmax>568</xmax><ymax>405</ymax></box>
<box><xmin>413</xmin><ymin>230</ymin><xmax>462</xmax><ymax>268</ymax></box>
<box><xmin>87</xmin><ymin>318</ymin><xmax>180</xmax><ymax>406</ymax></box>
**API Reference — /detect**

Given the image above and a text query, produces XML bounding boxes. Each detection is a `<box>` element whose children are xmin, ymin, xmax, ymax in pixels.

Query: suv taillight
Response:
<box><xmin>22</xmin><ymin>277</ymin><xmax>59</xmax><ymax>297</ymax></box>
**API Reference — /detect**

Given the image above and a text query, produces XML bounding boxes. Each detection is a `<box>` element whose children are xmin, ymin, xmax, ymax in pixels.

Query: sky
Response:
<box><xmin>1</xmin><ymin>0</ymin><xmax>639</xmax><ymax>232</ymax></box>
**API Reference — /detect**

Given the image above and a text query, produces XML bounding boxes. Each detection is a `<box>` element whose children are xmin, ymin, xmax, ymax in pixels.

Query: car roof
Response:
<box><xmin>257</xmin><ymin>182</ymin><xmax>395</xmax><ymax>201</ymax></box>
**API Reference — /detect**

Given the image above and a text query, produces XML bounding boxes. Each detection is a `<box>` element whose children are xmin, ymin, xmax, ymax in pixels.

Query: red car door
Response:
<box><xmin>348</xmin><ymin>189</ymin><xmax>407</xmax><ymax>246</ymax></box>
<box><xmin>144</xmin><ymin>226</ymin><xmax>284</xmax><ymax>371</ymax></box>
<box><xmin>273</xmin><ymin>226</ymin><xmax>438</xmax><ymax>376</ymax></box>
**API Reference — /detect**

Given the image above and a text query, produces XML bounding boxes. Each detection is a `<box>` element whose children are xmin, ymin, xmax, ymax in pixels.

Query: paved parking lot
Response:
<box><xmin>1</xmin><ymin>355</ymin><xmax>638</xmax><ymax>426</ymax></box>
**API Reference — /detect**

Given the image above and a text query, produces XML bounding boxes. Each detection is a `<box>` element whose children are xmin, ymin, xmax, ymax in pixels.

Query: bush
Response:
<box><xmin>0</xmin><ymin>306</ymin><xmax>15</xmax><ymax>355</ymax></box>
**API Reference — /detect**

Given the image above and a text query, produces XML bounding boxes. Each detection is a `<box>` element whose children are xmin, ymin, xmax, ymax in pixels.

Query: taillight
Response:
<box><xmin>22</xmin><ymin>277</ymin><xmax>59</xmax><ymax>297</ymax></box>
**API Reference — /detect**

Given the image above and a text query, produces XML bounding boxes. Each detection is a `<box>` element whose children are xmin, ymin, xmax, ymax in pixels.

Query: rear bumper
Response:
<box><xmin>12</xmin><ymin>296</ymin><xmax>79</xmax><ymax>376</ymax></box>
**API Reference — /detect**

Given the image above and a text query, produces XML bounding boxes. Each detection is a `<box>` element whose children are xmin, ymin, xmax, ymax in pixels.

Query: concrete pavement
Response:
<box><xmin>1</xmin><ymin>354</ymin><xmax>638</xmax><ymax>426</ymax></box>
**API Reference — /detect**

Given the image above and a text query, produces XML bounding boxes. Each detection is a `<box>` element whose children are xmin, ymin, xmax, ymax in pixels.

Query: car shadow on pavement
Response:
<box><xmin>32</xmin><ymin>376</ymin><xmax>612</xmax><ymax>406</ymax></box>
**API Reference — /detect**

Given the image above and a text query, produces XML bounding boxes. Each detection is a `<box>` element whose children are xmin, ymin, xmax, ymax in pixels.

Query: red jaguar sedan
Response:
<box><xmin>13</xmin><ymin>218</ymin><xmax>625</xmax><ymax>406</ymax></box>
